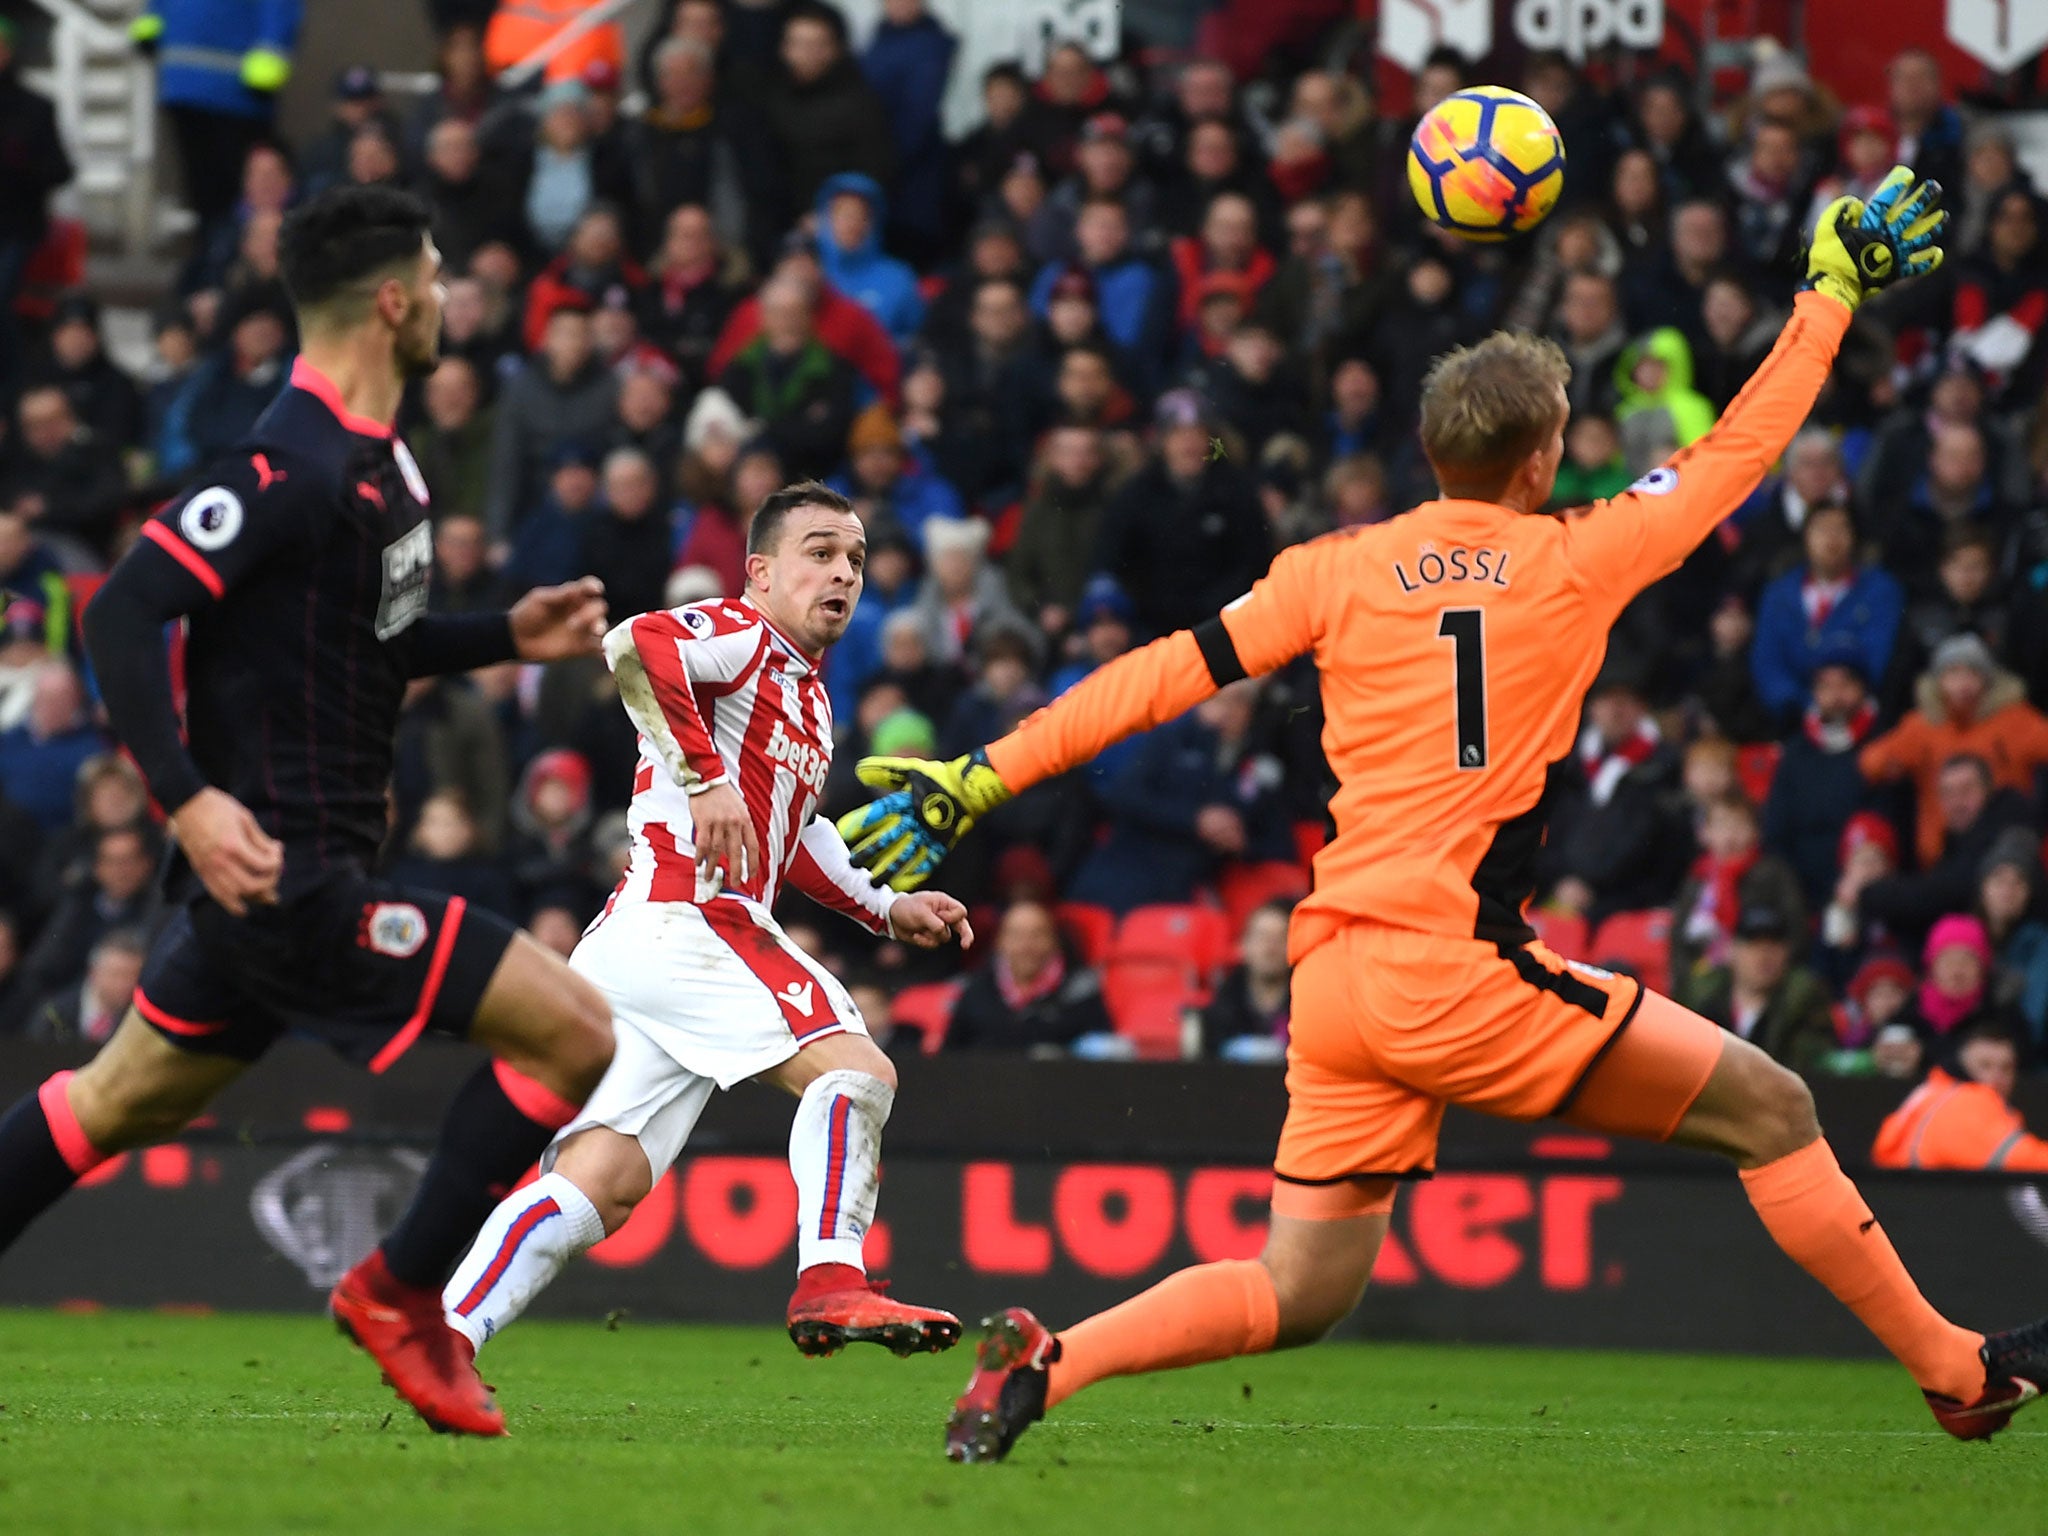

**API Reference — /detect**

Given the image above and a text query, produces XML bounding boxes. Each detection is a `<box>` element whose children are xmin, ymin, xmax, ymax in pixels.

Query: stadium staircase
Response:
<box><xmin>21</xmin><ymin>0</ymin><xmax>172</xmax><ymax>258</ymax></box>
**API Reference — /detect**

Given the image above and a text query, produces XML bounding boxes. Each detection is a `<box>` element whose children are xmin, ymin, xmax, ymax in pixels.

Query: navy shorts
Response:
<box><xmin>134</xmin><ymin>872</ymin><xmax>518</xmax><ymax>1071</ymax></box>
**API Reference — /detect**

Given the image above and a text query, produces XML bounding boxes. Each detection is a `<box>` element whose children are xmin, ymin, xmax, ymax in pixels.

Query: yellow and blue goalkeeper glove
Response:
<box><xmin>836</xmin><ymin>749</ymin><xmax>1013</xmax><ymax>891</ymax></box>
<box><xmin>1801</xmin><ymin>165</ymin><xmax>1945</xmax><ymax>312</ymax></box>
<box><xmin>240</xmin><ymin>46</ymin><xmax>292</xmax><ymax>93</ymax></box>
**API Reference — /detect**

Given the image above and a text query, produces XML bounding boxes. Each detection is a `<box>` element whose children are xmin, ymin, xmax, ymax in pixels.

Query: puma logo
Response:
<box><xmin>1859</xmin><ymin>1218</ymin><xmax>1878</xmax><ymax>1234</ymax></box>
<box><xmin>779</xmin><ymin>980</ymin><xmax>816</xmax><ymax>1017</ymax></box>
<box><xmin>357</xmin><ymin>480</ymin><xmax>385</xmax><ymax>508</ymax></box>
<box><xmin>251</xmin><ymin>452</ymin><xmax>287</xmax><ymax>490</ymax></box>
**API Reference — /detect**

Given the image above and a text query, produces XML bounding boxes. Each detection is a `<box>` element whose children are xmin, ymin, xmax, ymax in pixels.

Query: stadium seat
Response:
<box><xmin>13</xmin><ymin>217</ymin><xmax>86</xmax><ymax>323</ymax></box>
<box><xmin>890</xmin><ymin>980</ymin><xmax>963</xmax><ymax>1055</ymax></box>
<box><xmin>1217</xmin><ymin>860</ymin><xmax>1309</xmax><ymax>940</ymax></box>
<box><xmin>1588</xmin><ymin>909</ymin><xmax>1673</xmax><ymax>996</ymax></box>
<box><xmin>1054</xmin><ymin>901</ymin><xmax>1116</xmax><ymax>967</ymax></box>
<box><xmin>1292</xmin><ymin>821</ymin><xmax>1327</xmax><ymax>872</ymax></box>
<box><xmin>1527</xmin><ymin>907</ymin><xmax>1589</xmax><ymax>961</ymax></box>
<box><xmin>1102</xmin><ymin>957</ymin><xmax>1201</xmax><ymax>1059</ymax></box>
<box><xmin>1113</xmin><ymin>904</ymin><xmax>1232</xmax><ymax>984</ymax></box>
<box><xmin>1736</xmin><ymin>743</ymin><xmax>1781</xmax><ymax>806</ymax></box>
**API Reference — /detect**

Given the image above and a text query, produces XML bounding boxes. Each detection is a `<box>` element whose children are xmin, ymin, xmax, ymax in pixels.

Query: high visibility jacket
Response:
<box><xmin>1871</xmin><ymin>1068</ymin><xmax>2048</xmax><ymax>1171</ymax></box>
<box><xmin>484</xmin><ymin>0</ymin><xmax>623</xmax><ymax>84</ymax></box>
<box><xmin>140</xmin><ymin>0</ymin><xmax>302</xmax><ymax>118</ymax></box>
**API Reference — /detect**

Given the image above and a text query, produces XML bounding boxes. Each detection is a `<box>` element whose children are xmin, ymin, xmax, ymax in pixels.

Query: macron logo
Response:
<box><xmin>766</xmin><ymin>719</ymin><xmax>829</xmax><ymax>792</ymax></box>
<box><xmin>779</xmin><ymin>980</ymin><xmax>816</xmax><ymax>1017</ymax></box>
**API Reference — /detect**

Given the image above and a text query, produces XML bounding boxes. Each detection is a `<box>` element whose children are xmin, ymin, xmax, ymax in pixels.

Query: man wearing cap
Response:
<box><xmin>1681</xmin><ymin>902</ymin><xmax>1837</xmax><ymax>1074</ymax></box>
<box><xmin>907</xmin><ymin>516</ymin><xmax>1027</xmax><ymax>671</ymax></box>
<box><xmin>1764</xmin><ymin>640</ymin><xmax>1884</xmax><ymax>908</ymax></box>
<box><xmin>300</xmin><ymin>65</ymin><xmax>403</xmax><ymax>197</ymax></box>
<box><xmin>1030</xmin><ymin>110</ymin><xmax>1159</xmax><ymax>268</ymax></box>
<box><xmin>1095</xmin><ymin>388</ymin><xmax>1270</xmax><ymax>639</ymax></box>
<box><xmin>827</xmin><ymin>402</ymin><xmax>963</xmax><ymax>551</ymax></box>
<box><xmin>1860</xmin><ymin>632</ymin><xmax>2048</xmax><ymax>869</ymax></box>
<box><xmin>1750</xmin><ymin>500</ymin><xmax>1902</xmax><ymax>727</ymax></box>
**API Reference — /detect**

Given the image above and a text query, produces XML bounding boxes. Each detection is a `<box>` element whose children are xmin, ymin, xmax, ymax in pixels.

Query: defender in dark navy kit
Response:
<box><xmin>0</xmin><ymin>187</ymin><xmax>617</xmax><ymax>1438</ymax></box>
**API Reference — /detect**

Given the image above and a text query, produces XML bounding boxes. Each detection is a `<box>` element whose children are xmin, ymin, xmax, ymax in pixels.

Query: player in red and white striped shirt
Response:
<box><xmin>445</xmin><ymin>483</ymin><xmax>971</xmax><ymax>1360</ymax></box>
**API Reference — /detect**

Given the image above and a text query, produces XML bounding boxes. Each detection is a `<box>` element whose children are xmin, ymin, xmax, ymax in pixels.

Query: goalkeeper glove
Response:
<box><xmin>240</xmin><ymin>47</ymin><xmax>292</xmax><ymax>93</ymax></box>
<box><xmin>1801</xmin><ymin>165</ymin><xmax>1945</xmax><ymax>312</ymax></box>
<box><xmin>835</xmin><ymin>749</ymin><xmax>1013</xmax><ymax>892</ymax></box>
<box><xmin>127</xmin><ymin>13</ymin><xmax>163</xmax><ymax>53</ymax></box>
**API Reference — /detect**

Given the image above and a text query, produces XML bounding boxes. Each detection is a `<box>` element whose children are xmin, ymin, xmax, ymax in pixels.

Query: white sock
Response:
<box><xmin>790</xmin><ymin>1069</ymin><xmax>895</xmax><ymax>1275</ymax></box>
<box><xmin>442</xmin><ymin>1172</ymin><xmax>606</xmax><ymax>1352</ymax></box>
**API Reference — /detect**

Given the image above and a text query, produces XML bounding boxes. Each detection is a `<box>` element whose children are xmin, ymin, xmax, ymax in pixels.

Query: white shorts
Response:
<box><xmin>550</xmin><ymin>898</ymin><xmax>867</xmax><ymax>1177</ymax></box>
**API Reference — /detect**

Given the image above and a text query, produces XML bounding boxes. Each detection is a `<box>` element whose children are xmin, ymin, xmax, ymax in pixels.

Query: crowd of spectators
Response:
<box><xmin>0</xmin><ymin>4</ymin><xmax>2046</xmax><ymax>1121</ymax></box>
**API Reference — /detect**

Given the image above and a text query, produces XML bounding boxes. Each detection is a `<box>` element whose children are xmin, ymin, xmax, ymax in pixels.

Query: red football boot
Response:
<box><xmin>330</xmin><ymin>1249</ymin><xmax>506</xmax><ymax>1436</ymax></box>
<box><xmin>945</xmin><ymin>1308</ymin><xmax>1059</xmax><ymax>1463</ymax></box>
<box><xmin>1924</xmin><ymin>1317</ymin><xmax>2048</xmax><ymax>1441</ymax></box>
<box><xmin>786</xmin><ymin>1262</ymin><xmax>962</xmax><ymax>1357</ymax></box>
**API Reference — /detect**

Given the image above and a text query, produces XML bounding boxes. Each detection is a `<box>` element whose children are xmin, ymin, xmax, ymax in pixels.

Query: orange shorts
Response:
<box><xmin>1270</xmin><ymin>924</ymin><xmax>1725</xmax><ymax>1215</ymax></box>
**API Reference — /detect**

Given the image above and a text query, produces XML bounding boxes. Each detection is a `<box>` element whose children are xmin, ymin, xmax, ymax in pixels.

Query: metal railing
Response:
<box><xmin>22</xmin><ymin>0</ymin><xmax>157</xmax><ymax>253</ymax></box>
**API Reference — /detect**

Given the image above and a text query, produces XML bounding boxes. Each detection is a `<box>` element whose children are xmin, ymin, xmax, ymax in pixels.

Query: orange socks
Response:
<box><xmin>1741</xmin><ymin>1139</ymin><xmax>1984</xmax><ymax>1401</ymax></box>
<box><xmin>1046</xmin><ymin>1259</ymin><xmax>1280</xmax><ymax>1410</ymax></box>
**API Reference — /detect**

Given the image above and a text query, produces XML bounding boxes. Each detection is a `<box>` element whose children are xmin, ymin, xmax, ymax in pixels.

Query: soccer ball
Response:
<box><xmin>1407</xmin><ymin>86</ymin><xmax>1566</xmax><ymax>241</ymax></box>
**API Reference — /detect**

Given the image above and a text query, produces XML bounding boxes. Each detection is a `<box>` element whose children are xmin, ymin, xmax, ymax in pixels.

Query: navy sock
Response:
<box><xmin>0</xmin><ymin>1084</ymin><xmax>91</xmax><ymax>1255</ymax></box>
<box><xmin>380</xmin><ymin>1062</ymin><xmax>573</xmax><ymax>1289</ymax></box>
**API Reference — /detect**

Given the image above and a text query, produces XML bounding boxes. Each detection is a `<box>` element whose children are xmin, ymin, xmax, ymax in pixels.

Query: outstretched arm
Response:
<box><xmin>1565</xmin><ymin>168</ymin><xmax>1945</xmax><ymax>615</ymax></box>
<box><xmin>839</xmin><ymin>539</ymin><xmax>1323</xmax><ymax>888</ymax></box>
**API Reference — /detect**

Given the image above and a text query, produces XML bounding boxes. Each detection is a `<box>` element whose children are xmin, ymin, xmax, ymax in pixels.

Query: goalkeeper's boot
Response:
<box><xmin>787</xmin><ymin>1263</ymin><xmax>962</xmax><ymax>1357</ymax></box>
<box><xmin>331</xmin><ymin>1249</ymin><xmax>506</xmax><ymax>1436</ymax></box>
<box><xmin>1923</xmin><ymin>1316</ymin><xmax>2048</xmax><ymax>1441</ymax></box>
<box><xmin>945</xmin><ymin>1307</ymin><xmax>1059</xmax><ymax>1463</ymax></box>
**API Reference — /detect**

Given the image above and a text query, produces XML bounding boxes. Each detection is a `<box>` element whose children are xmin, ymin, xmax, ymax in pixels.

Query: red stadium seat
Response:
<box><xmin>1217</xmin><ymin>860</ymin><xmax>1309</xmax><ymax>940</ymax></box>
<box><xmin>13</xmin><ymin>217</ymin><xmax>86</xmax><ymax>323</ymax></box>
<box><xmin>1527</xmin><ymin>907</ymin><xmax>1589</xmax><ymax>961</ymax></box>
<box><xmin>1113</xmin><ymin>904</ymin><xmax>1232</xmax><ymax>984</ymax></box>
<box><xmin>889</xmin><ymin>981</ymin><xmax>962</xmax><ymax>1055</ymax></box>
<box><xmin>1292</xmin><ymin>821</ymin><xmax>1327</xmax><ymax>871</ymax></box>
<box><xmin>1102</xmin><ymin>958</ymin><xmax>1201</xmax><ymax>1059</ymax></box>
<box><xmin>1054</xmin><ymin>901</ymin><xmax>1116</xmax><ymax>967</ymax></box>
<box><xmin>1736</xmin><ymin>743</ymin><xmax>1781</xmax><ymax>806</ymax></box>
<box><xmin>1587</xmin><ymin>909</ymin><xmax>1673</xmax><ymax>996</ymax></box>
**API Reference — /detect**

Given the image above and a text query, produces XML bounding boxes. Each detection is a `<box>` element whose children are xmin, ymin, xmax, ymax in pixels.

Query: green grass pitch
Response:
<box><xmin>0</xmin><ymin>1310</ymin><xmax>2042</xmax><ymax>1536</ymax></box>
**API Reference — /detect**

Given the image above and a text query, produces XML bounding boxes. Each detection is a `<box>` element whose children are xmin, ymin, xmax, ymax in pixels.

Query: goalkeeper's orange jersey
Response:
<box><xmin>988</xmin><ymin>293</ymin><xmax>1851</xmax><ymax>962</ymax></box>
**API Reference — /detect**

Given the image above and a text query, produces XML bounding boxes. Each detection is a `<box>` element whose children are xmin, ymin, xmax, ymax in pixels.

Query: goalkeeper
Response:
<box><xmin>842</xmin><ymin>172</ymin><xmax>2044</xmax><ymax>1464</ymax></box>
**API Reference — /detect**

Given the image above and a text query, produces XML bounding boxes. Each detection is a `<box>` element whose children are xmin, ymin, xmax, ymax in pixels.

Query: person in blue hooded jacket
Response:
<box><xmin>816</xmin><ymin>173</ymin><xmax>925</xmax><ymax>352</ymax></box>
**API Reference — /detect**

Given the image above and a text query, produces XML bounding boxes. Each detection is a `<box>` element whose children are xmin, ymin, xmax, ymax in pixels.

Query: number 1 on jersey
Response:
<box><xmin>1437</xmin><ymin>608</ymin><xmax>1488</xmax><ymax>770</ymax></box>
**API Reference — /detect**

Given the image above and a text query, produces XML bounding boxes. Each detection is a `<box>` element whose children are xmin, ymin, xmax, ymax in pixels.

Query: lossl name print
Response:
<box><xmin>1393</xmin><ymin>544</ymin><xmax>1513</xmax><ymax>594</ymax></box>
